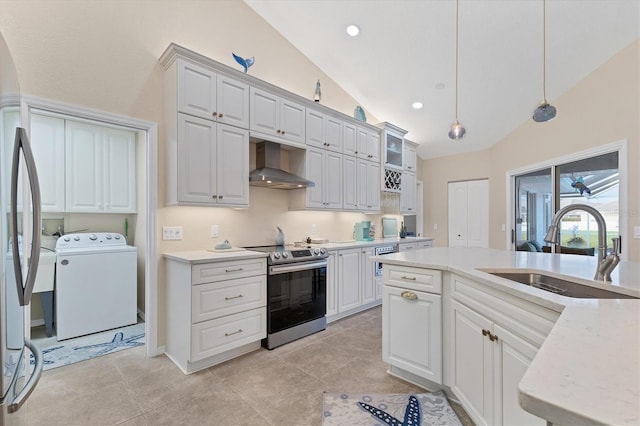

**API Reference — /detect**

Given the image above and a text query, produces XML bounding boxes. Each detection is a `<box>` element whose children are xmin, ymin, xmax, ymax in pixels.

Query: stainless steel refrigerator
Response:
<box><xmin>1</xmin><ymin>126</ymin><xmax>44</xmax><ymax>424</ymax></box>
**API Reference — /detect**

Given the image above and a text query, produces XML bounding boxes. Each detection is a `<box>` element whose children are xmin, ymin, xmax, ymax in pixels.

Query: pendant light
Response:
<box><xmin>449</xmin><ymin>0</ymin><xmax>466</xmax><ymax>140</ymax></box>
<box><xmin>532</xmin><ymin>0</ymin><xmax>557</xmax><ymax>122</ymax></box>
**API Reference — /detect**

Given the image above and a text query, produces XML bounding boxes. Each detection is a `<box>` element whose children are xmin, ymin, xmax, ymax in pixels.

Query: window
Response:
<box><xmin>512</xmin><ymin>150</ymin><xmax>621</xmax><ymax>257</ymax></box>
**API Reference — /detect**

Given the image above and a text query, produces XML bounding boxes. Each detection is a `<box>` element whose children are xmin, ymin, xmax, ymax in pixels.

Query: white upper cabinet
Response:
<box><xmin>250</xmin><ymin>87</ymin><xmax>305</xmax><ymax>146</ymax></box>
<box><xmin>65</xmin><ymin>121</ymin><xmax>136</xmax><ymax>213</ymax></box>
<box><xmin>306</xmin><ymin>110</ymin><xmax>343</xmax><ymax>153</ymax></box>
<box><xmin>400</xmin><ymin>170</ymin><xmax>417</xmax><ymax>214</ymax></box>
<box><xmin>177</xmin><ymin>114</ymin><xmax>248</xmax><ymax>206</ymax></box>
<box><xmin>380</xmin><ymin>122</ymin><xmax>407</xmax><ymax>170</ymax></box>
<box><xmin>342</xmin><ymin>155</ymin><xmax>358</xmax><ymax>210</ymax></box>
<box><xmin>302</xmin><ymin>148</ymin><xmax>342</xmax><ymax>210</ymax></box>
<box><xmin>403</xmin><ymin>140</ymin><xmax>417</xmax><ymax>172</ymax></box>
<box><xmin>30</xmin><ymin>113</ymin><xmax>65</xmax><ymax>212</ymax></box>
<box><xmin>356</xmin><ymin>159</ymin><xmax>380</xmax><ymax>212</ymax></box>
<box><xmin>354</xmin><ymin>126</ymin><xmax>381</xmax><ymax>162</ymax></box>
<box><xmin>177</xmin><ymin>58</ymin><xmax>249</xmax><ymax>129</ymax></box>
<box><xmin>343</xmin><ymin>122</ymin><xmax>357</xmax><ymax>156</ymax></box>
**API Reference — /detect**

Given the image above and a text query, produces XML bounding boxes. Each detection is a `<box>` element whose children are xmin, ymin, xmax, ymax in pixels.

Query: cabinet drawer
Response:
<box><xmin>191</xmin><ymin>258</ymin><xmax>266</xmax><ymax>284</ymax></box>
<box><xmin>192</xmin><ymin>275</ymin><xmax>266</xmax><ymax>323</ymax></box>
<box><xmin>384</xmin><ymin>266</ymin><xmax>442</xmax><ymax>294</ymax></box>
<box><xmin>190</xmin><ymin>307</ymin><xmax>266</xmax><ymax>362</ymax></box>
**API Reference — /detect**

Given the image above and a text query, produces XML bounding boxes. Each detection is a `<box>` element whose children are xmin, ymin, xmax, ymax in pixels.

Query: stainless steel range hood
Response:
<box><xmin>249</xmin><ymin>141</ymin><xmax>315</xmax><ymax>189</ymax></box>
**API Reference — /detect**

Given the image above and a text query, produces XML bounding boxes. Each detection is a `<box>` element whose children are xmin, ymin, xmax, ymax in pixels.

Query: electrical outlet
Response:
<box><xmin>634</xmin><ymin>226</ymin><xmax>640</xmax><ymax>239</ymax></box>
<box><xmin>162</xmin><ymin>226</ymin><xmax>183</xmax><ymax>240</ymax></box>
<box><xmin>501</xmin><ymin>224</ymin><xmax>506</xmax><ymax>231</ymax></box>
<box><xmin>433</xmin><ymin>224</ymin><xmax>438</xmax><ymax>230</ymax></box>
<box><xmin>311</xmin><ymin>224</ymin><xmax>317</xmax><ymax>235</ymax></box>
<box><xmin>211</xmin><ymin>225</ymin><xmax>219</xmax><ymax>238</ymax></box>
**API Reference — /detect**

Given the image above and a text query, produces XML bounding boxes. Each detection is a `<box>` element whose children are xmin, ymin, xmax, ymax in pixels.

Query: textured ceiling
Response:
<box><xmin>245</xmin><ymin>0</ymin><xmax>639</xmax><ymax>159</ymax></box>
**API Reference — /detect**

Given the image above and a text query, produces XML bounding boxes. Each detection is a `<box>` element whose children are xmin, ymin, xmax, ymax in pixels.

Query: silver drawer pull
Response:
<box><xmin>401</xmin><ymin>291</ymin><xmax>418</xmax><ymax>300</ymax></box>
<box><xmin>225</xmin><ymin>294</ymin><xmax>244</xmax><ymax>300</ymax></box>
<box><xmin>225</xmin><ymin>329</ymin><xmax>243</xmax><ymax>337</ymax></box>
<box><xmin>225</xmin><ymin>267</ymin><xmax>244</xmax><ymax>273</ymax></box>
<box><xmin>401</xmin><ymin>275</ymin><xmax>417</xmax><ymax>281</ymax></box>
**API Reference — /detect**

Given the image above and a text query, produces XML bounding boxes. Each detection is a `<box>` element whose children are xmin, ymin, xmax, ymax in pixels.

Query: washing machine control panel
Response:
<box><xmin>56</xmin><ymin>232</ymin><xmax>126</xmax><ymax>249</ymax></box>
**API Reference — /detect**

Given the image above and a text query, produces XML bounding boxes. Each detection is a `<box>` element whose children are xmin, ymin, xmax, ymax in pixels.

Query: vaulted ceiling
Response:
<box><xmin>245</xmin><ymin>0</ymin><xmax>639</xmax><ymax>159</ymax></box>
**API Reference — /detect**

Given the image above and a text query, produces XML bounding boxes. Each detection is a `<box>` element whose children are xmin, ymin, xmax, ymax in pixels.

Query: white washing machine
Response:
<box><xmin>55</xmin><ymin>232</ymin><xmax>137</xmax><ymax>340</ymax></box>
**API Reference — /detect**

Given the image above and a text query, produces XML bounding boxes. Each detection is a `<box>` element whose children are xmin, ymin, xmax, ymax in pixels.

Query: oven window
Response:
<box><xmin>267</xmin><ymin>266</ymin><xmax>326</xmax><ymax>334</ymax></box>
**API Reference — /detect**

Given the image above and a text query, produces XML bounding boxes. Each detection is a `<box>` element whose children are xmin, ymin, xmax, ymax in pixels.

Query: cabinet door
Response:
<box><xmin>177</xmin><ymin>59</ymin><xmax>217</xmax><ymax>121</ymax></box>
<box><xmin>493</xmin><ymin>325</ymin><xmax>545</xmax><ymax>426</ymax></box>
<box><xmin>305</xmin><ymin>148</ymin><xmax>325</xmax><ymax>209</ymax></box>
<box><xmin>400</xmin><ymin>171</ymin><xmax>416</xmax><ymax>214</ymax></box>
<box><xmin>355</xmin><ymin>126</ymin><xmax>368</xmax><ymax>159</ymax></box>
<box><xmin>361</xmin><ymin>247</ymin><xmax>375</xmax><ymax>304</ymax></box>
<box><xmin>216</xmin><ymin>124</ymin><xmax>249</xmax><ymax>206</ymax></box>
<box><xmin>324</xmin><ymin>151</ymin><xmax>343</xmax><ymax>209</ymax></box>
<box><xmin>326</xmin><ymin>251</ymin><xmax>338</xmax><ymax>317</ymax></box>
<box><xmin>403</xmin><ymin>144</ymin><xmax>417</xmax><ymax>171</ymax></box>
<box><xmin>368</xmin><ymin>130</ymin><xmax>381</xmax><ymax>162</ymax></box>
<box><xmin>250</xmin><ymin>87</ymin><xmax>279</xmax><ymax>135</ymax></box>
<box><xmin>325</xmin><ymin>116</ymin><xmax>343</xmax><ymax>152</ymax></box>
<box><xmin>382</xmin><ymin>285</ymin><xmax>442</xmax><ymax>383</ymax></box>
<box><xmin>338</xmin><ymin>249</ymin><xmax>361</xmax><ymax>312</ymax></box>
<box><xmin>356</xmin><ymin>159</ymin><xmax>369</xmax><ymax>210</ymax></box>
<box><xmin>31</xmin><ymin>114</ymin><xmax>65</xmax><ymax>212</ymax></box>
<box><xmin>343</xmin><ymin>155</ymin><xmax>358</xmax><ymax>210</ymax></box>
<box><xmin>103</xmin><ymin>126</ymin><xmax>136</xmax><ymax>213</ymax></box>
<box><xmin>366</xmin><ymin>160</ymin><xmax>380</xmax><ymax>211</ymax></box>
<box><xmin>306</xmin><ymin>110</ymin><xmax>325</xmax><ymax>149</ymax></box>
<box><xmin>65</xmin><ymin>120</ymin><xmax>103</xmax><ymax>212</ymax></box>
<box><xmin>343</xmin><ymin>122</ymin><xmax>357</xmax><ymax>156</ymax></box>
<box><xmin>451</xmin><ymin>299</ymin><xmax>494</xmax><ymax>426</ymax></box>
<box><xmin>216</xmin><ymin>75</ymin><xmax>249</xmax><ymax>129</ymax></box>
<box><xmin>177</xmin><ymin>114</ymin><xmax>216</xmax><ymax>204</ymax></box>
<box><xmin>279</xmin><ymin>98</ymin><xmax>305</xmax><ymax>145</ymax></box>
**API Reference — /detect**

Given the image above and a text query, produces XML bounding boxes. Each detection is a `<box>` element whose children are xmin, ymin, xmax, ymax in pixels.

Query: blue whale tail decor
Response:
<box><xmin>232</xmin><ymin>53</ymin><xmax>255</xmax><ymax>73</ymax></box>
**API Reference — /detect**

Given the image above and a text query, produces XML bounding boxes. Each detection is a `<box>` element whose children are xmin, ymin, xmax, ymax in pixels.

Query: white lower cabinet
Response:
<box><xmin>382</xmin><ymin>265</ymin><xmax>442</xmax><ymax>384</ymax></box>
<box><xmin>165</xmin><ymin>256</ymin><xmax>267</xmax><ymax>374</ymax></box>
<box><xmin>449</xmin><ymin>274</ymin><xmax>555</xmax><ymax>426</ymax></box>
<box><xmin>326</xmin><ymin>251</ymin><xmax>338</xmax><ymax>317</ymax></box>
<box><xmin>337</xmin><ymin>248</ymin><xmax>361</xmax><ymax>312</ymax></box>
<box><xmin>361</xmin><ymin>247</ymin><xmax>376</xmax><ymax>305</ymax></box>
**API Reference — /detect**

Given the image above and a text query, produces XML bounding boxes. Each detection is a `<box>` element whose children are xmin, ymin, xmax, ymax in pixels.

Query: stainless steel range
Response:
<box><xmin>244</xmin><ymin>245</ymin><xmax>329</xmax><ymax>349</ymax></box>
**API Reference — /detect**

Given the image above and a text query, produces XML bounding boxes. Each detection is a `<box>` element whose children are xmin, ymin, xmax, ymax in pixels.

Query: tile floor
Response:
<box><xmin>16</xmin><ymin>307</ymin><xmax>474</xmax><ymax>425</ymax></box>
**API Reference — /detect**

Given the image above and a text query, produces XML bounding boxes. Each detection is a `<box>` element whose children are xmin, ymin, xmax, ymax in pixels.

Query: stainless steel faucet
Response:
<box><xmin>544</xmin><ymin>203</ymin><xmax>620</xmax><ymax>281</ymax></box>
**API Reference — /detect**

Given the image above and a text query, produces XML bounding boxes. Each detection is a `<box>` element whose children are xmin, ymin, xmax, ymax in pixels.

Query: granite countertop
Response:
<box><xmin>163</xmin><ymin>249</ymin><xmax>268</xmax><ymax>264</ymax></box>
<box><xmin>375</xmin><ymin>247</ymin><xmax>640</xmax><ymax>425</ymax></box>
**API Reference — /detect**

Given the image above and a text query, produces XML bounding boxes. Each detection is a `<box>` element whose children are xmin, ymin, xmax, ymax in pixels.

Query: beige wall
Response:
<box><xmin>0</xmin><ymin>0</ymin><xmax>399</xmax><ymax>345</ymax></box>
<box><xmin>422</xmin><ymin>39</ymin><xmax>640</xmax><ymax>261</ymax></box>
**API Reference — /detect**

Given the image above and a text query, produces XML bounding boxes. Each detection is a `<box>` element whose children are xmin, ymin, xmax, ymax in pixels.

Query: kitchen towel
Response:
<box><xmin>322</xmin><ymin>390</ymin><xmax>462</xmax><ymax>426</ymax></box>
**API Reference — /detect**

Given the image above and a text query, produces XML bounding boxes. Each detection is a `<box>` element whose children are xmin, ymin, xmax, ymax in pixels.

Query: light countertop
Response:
<box><xmin>310</xmin><ymin>236</ymin><xmax>434</xmax><ymax>251</ymax></box>
<box><xmin>376</xmin><ymin>247</ymin><xmax>640</xmax><ymax>425</ymax></box>
<box><xmin>163</xmin><ymin>249</ymin><xmax>268</xmax><ymax>264</ymax></box>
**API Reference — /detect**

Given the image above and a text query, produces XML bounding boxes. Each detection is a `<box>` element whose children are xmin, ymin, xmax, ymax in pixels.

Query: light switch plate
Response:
<box><xmin>162</xmin><ymin>226</ymin><xmax>183</xmax><ymax>240</ymax></box>
<box><xmin>211</xmin><ymin>225</ymin><xmax>219</xmax><ymax>238</ymax></box>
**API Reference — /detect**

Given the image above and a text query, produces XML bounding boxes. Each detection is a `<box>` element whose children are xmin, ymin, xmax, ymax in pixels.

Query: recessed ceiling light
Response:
<box><xmin>346</xmin><ymin>25</ymin><xmax>360</xmax><ymax>37</ymax></box>
<box><xmin>411</xmin><ymin>102</ymin><xmax>423</xmax><ymax>110</ymax></box>
<box><xmin>435</xmin><ymin>83</ymin><xmax>446</xmax><ymax>90</ymax></box>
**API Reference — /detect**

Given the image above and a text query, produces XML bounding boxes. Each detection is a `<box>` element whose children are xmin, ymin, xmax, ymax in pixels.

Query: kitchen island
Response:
<box><xmin>375</xmin><ymin>247</ymin><xmax>639</xmax><ymax>426</ymax></box>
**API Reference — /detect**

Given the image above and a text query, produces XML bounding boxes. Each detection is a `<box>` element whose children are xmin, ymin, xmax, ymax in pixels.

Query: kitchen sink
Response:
<box><xmin>484</xmin><ymin>271</ymin><xmax>638</xmax><ymax>299</ymax></box>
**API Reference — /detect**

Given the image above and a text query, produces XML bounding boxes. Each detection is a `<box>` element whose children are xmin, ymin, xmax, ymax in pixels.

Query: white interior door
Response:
<box><xmin>448</xmin><ymin>180</ymin><xmax>489</xmax><ymax>248</ymax></box>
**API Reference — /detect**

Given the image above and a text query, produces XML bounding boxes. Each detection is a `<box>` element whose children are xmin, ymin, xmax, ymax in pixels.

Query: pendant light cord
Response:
<box><xmin>455</xmin><ymin>0</ymin><xmax>460</xmax><ymax>122</ymax></box>
<box><xmin>542</xmin><ymin>0</ymin><xmax>547</xmax><ymax>103</ymax></box>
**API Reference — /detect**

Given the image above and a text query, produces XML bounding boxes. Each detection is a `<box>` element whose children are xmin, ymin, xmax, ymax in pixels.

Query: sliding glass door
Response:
<box><xmin>513</xmin><ymin>151</ymin><xmax>620</xmax><ymax>257</ymax></box>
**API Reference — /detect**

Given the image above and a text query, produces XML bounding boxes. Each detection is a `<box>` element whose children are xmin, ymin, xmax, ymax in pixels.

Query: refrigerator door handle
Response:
<box><xmin>7</xmin><ymin>340</ymin><xmax>44</xmax><ymax>413</ymax></box>
<box><xmin>10</xmin><ymin>127</ymin><xmax>42</xmax><ymax>306</ymax></box>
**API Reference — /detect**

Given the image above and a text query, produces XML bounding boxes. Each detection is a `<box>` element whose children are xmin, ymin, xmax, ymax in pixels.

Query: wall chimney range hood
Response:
<box><xmin>249</xmin><ymin>141</ymin><xmax>315</xmax><ymax>190</ymax></box>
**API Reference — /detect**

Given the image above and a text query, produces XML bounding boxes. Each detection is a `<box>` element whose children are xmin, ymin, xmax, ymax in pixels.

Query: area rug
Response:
<box><xmin>30</xmin><ymin>322</ymin><xmax>145</xmax><ymax>371</ymax></box>
<box><xmin>323</xmin><ymin>390</ymin><xmax>462</xmax><ymax>426</ymax></box>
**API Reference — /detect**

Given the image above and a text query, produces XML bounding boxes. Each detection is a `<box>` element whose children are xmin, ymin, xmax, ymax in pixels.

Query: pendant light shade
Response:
<box><xmin>449</xmin><ymin>0</ymin><xmax>466</xmax><ymax>140</ymax></box>
<box><xmin>533</xmin><ymin>0</ymin><xmax>556</xmax><ymax>122</ymax></box>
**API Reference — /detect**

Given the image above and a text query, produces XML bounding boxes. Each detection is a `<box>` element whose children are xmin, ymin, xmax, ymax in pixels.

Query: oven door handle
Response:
<box><xmin>269</xmin><ymin>260</ymin><xmax>327</xmax><ymax>275</ymax></box>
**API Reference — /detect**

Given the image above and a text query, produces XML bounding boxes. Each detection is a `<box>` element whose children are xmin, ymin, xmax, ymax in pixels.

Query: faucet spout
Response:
<box><xmin>544</xmin><ymin>203</ymin><xmax>609</xmax><ymax>281</ymax></box>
